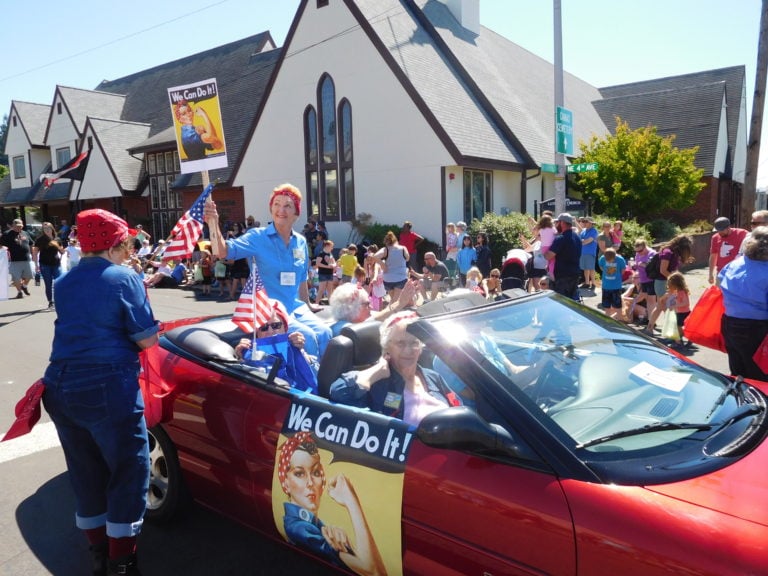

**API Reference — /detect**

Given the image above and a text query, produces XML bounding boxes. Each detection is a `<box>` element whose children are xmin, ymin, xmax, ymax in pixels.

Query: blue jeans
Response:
<box><xmin>42</xmin><ymin>362</ymin><xmax>149</xmax><ymax>538</ymax></box>
<box><xmin>40</xmin><ymin>264</ymin><xmax>61</xmax><ymax>304</ymax></box>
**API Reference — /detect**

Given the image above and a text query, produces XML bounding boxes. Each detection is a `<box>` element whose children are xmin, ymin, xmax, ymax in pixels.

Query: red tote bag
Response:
<box><xmin>683</xmin><ymin>286</ymin><xmax>726</xmax><ymax>353</ymax></box>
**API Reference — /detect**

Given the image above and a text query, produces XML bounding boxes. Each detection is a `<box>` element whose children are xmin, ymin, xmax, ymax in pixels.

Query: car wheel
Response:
<box><xmin>145</xmin><ymin>425</ymin><xmax>188</xmax><ymax>523</ymax></box>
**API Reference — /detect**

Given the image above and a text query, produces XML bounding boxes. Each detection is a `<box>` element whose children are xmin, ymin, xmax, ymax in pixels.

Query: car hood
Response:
<box><xmin>646</xmin><ymin>430</ymin><xmax>768</xmax><ymax>527</ymax></box>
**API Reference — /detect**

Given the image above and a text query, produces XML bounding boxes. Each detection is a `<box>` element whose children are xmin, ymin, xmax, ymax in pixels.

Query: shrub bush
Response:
<box><xmin>647</xmin><ymin>219</ymin><xmax>681</xmax><ymax>244</ymax></box>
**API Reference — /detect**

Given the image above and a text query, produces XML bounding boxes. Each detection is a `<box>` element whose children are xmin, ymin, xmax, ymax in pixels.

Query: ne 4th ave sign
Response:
<box><xmin>567</xmin><ymin>162</ymin><xmax>599</xmax><ymax>173</ymax></box>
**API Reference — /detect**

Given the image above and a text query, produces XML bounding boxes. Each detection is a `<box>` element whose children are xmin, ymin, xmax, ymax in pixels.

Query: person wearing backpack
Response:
<box><xmin>644</xmin><ymin>234</ymin><xmax>693</xmax><ymax>335</ymax></box>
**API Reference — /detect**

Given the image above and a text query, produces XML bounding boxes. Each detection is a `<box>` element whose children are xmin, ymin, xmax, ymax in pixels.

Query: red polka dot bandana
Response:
<box><xmin>277</xmin><ymin>431</ymin><xmax>318</xmax><ymax>494</ymax></box>
<box><xmin>269</xmin><ymin>185</ymin><xmax>302</xmax><ymax>216</ymax></box>
<box><xmin>76</xmin><ymin>209</ymin><xmax>132</xmax><ymax>252</ymax></box>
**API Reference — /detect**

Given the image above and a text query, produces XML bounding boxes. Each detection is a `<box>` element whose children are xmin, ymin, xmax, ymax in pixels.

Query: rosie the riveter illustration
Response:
<box><xmin>276</xmin><ymin>431</ymin><xmax>387</xmax><ymax>575</ymax></box>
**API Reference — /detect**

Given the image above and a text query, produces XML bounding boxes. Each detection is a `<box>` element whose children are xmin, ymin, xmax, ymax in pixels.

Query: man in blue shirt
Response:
<box><xmin>545</xmin><ymin>213</ymin><xmax>582</xmax><ymax>301</ymax></box>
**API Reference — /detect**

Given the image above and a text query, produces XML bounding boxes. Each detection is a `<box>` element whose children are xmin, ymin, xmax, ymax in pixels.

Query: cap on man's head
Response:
<box><xmin>456</xmin><ymin>221</ymin><xmax>467</xmax><ymax>229</ymax></box>
<box><xmin>424</xmin><ymin>251</ymin><xmax>436</xmax><ymax>259</ymax></box>
<box><xmin>713</xmin><ymin>217</ymin><xmax>731</xmax><ymax>232</ymax></box>
<box><xmin>555</xmin><ymin>213</ymin><xmax>574</xmax><ymax>225</ymax></box>
<box><xmin>584</xmin><ymin>216</ymin><xmax>594</xmax><ymax>223</ymax></box>
<box><xmin>12</xmin><ymin>219</ymin><xmax>23</xmax><ymax>226</ymax></box>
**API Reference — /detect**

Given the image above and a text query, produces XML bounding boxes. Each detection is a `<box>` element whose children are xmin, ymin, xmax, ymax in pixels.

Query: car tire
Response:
<box><xmin>145</xmin><ymin>425</ymin><xmax>189</xmax><ymax>523</ymax></box>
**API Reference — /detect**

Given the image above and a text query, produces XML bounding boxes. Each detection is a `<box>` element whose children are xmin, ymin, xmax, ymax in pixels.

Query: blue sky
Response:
<box><xmin>1</xmin><ymin>0</ymin><xmax>764</xmax><ymax>184</ymax></box>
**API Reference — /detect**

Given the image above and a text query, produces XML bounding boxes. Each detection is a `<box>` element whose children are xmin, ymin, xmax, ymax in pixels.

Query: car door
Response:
<box><xmin>402</xmin><ymin>440</ymin><xmax>576</xmax><ymax>576</ymax></box>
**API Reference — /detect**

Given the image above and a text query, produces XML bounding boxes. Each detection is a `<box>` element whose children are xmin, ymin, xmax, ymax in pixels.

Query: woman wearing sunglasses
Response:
<box><xmin>234</xmin><ymin>299</ymin><xmax>318</xmax><ymax>393</ymax></box>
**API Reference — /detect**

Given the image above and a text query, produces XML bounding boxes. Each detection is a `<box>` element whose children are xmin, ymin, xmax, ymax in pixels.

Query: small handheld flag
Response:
<box><xmin>232</xmin><ymin>258</ymin><xmax>272</xmax><ymax>333</ymax></box>
<box><xmin>163</xmin><ymin>182</ymin><xmax>215</xmax><ymax>259</ymax></box>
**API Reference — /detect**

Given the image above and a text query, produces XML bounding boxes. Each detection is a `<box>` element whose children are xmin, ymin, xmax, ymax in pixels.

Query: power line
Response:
<box><xmin>0</xmin><ymin>0</ymin><xmax>230</xmax><ymax>84</ymax></box>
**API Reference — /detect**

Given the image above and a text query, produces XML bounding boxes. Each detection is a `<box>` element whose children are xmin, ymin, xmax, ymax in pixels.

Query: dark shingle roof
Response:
<box><xmin>85</xmin><ymin>118</ymin><xmax>151</xmax><ymax>191</ymax></box>
<box><xmin>52</xmin><ymin>87</ymin><xmax>126</xmax><ymax>137</ymax></box>
<box><xmin>96</xmin><ymin>32</ymin><xmax>278</xmax><ymax>186</ymax></box>
<box><xmin>353</xmin><ymin>0</ymin><xmax>530</xmax><ymax>166</ymax></box>
<box><xmin>415</xmin><ymin>0</ymin><xmax>608</xmax><ymax>165</ymax></box>
<box><xmin>11</xmin><ymin>101</ymin><xmax>51</xmax><ymax>146</ymax></box>
<box><xmin>594</xmin><ymin>82</ymin><xmax>726</xmax><ymax>174</ymax></box>
<box><xmin>599</xmin><ymin>66</ymin><xmax>744</xmax><ymax>157</ymax></box>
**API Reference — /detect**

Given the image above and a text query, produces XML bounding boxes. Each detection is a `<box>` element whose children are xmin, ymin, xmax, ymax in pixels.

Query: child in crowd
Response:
<box><xmin>338</xmin><ymin>244</ymin><xmax>359</xmax><ymax>284</ymax></box>
<box><xmin>534</xmin><ymin>214</ymin><xmax>557</xmax><ymax>278</ymax></box>
<box><xmin>444</xmin><ymin>222</ymin><xmax>459</xmax><ymax>284</ymax></box>
<box><xmin>353</xmin><ymin>265</ymin><xmax>367</xmax><ymax>287</ymax></box>
<box><xmin>199</xmin><ymin>250</ymin><xmax>213</xmax><ymax>296</ymax></box>
<box><xmin>465</xmin><ymin>266</ymin><xmax>485</xmax><ymax>296</ymax></box>
<box><xmin>658</xmin><ymin>272</ymin><xmax>691</xmax><ymax>346</ymax></box>
<box><xmin>456</xmin><ymin>234</ymin><xmax>476</xmax><ymax>287</ymax></box>
<box><xmin>598</xmin><ymin>247</ymin><xmax>627</xmax><ymax>319</ymax></box>
<box><xmin>213</xmin><ymin>257</ymin><xmax>228</xmax><ymax>298</ymax></box>
<box><xmin>315</xmin><ymin>239</ymin><xmax>335</xmax><ymax>303</ymax></box>
<box><xmin>611</xmin><ymin>220</ymin><xmax>624</xmax><ymax>246</ymax></box>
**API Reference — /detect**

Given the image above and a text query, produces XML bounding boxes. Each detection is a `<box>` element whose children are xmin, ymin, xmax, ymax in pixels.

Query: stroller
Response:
<box><xmin>500</xmin><ymin>249</ymin><xmax>531</xmax><ymax>291</ymax></box>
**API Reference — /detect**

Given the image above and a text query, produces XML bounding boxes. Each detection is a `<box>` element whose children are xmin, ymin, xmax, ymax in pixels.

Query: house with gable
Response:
<box><xmin>2</xmin><ymin>32</ymin><xmax>279</xmax><ymax>238</ymax></box>
<box><xmin>1</xmin><ymin>0</ymin><xmax>749</xmax><ymax>246</ymax></box>
<box><xmin>235</xmin><ymin>0</ymin><xmax>609</xmax><ymax>244</ymax></box>
<box><xmin>595</xmin><ymin>65</ymin><xmax>747</xmax><ymax>225</ymax></box>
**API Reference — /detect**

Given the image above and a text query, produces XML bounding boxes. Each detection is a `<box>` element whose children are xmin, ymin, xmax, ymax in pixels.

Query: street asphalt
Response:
<box><xmin>0</xmin><ymin>267</ymin><xmax>730</xmax><ymax>575</ymax></box>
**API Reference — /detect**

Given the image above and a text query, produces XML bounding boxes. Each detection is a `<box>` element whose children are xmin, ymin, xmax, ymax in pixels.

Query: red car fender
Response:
<box><xmin>561</xmin><ymin>479</ymin><xmax>768</xmax><ymax>575</ymax></box>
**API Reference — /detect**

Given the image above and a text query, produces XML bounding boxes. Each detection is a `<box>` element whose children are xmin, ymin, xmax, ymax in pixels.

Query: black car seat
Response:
<box><xmin>317</xmin><ymin>321</ymin><xmax>382</xmax><ymax>398</ymax></box>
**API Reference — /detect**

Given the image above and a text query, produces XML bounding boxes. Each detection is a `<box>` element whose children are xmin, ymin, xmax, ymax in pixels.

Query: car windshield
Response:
<box><xmin>428</xmin><ymin>293</ymin><xmax>758</xmax><ymax>453</ymax></box>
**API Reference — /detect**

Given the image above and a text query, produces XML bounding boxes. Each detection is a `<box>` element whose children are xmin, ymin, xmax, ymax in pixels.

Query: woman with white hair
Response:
<box><xmin>329</xmin><ymin>311</ymin><xmax>460</xmax><ymax>425</ymax></box>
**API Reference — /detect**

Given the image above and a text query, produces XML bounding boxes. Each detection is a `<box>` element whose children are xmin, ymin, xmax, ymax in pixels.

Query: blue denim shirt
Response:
<box><xmin>226</xmin><ymin>224</ymin><xmax>309</xmax><ymax>313</ymax></box>
<box><xmin>50</xmin><ymin>256</ymin><xmax>158</xmax><ymax>363</ymax></box>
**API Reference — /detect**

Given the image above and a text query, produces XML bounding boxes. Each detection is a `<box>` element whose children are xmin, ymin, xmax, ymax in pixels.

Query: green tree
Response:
<box><xmin>572</xmin><ymin>117</ymin><xmax>704</xmax><ymax>220</ymax></box>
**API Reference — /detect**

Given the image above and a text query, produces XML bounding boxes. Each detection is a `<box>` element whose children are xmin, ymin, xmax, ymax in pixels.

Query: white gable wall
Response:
<box><xmin>47</xmin><ymin>95</ymin><xmax>80</xmax><ymax>152</ymax></box>
<box><xmin>6</xmin><ymin>111</ymin><xmax>32</xmax><ymax>187</ymax></box>
<box><xmin>72</xmin><ymin>128</ymin><xmax>121</xmax><ymax>200</ymax></box>
<box><xmin>732</xmin><ymin>81</ymin><xmax>748</xmax><ymax>184</ymax></box>
<box><xmin>236</xmin><ymin>0</ymin><xmax>454</xmax><ymax>244</ymax></box>
<box><xmin>712</xmin><ymin>94</ymin><xmax>730</xmax><ymax>178</ymax></box>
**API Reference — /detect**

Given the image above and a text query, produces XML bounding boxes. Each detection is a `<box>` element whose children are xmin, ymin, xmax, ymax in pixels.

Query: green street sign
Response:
<box><xmin>567</xmin><ymin>162</ymin><xmax>599</xmax><ymax>174</ymax></box>
<box><xmin>556</xmin><ymin>106</ymin><xmax>573</xmax><ymax>155</ymax></box>
<box><xmin>541</xmin><ymin>163</ymin><xmax>559</xmax><ymax>173</ymax></box>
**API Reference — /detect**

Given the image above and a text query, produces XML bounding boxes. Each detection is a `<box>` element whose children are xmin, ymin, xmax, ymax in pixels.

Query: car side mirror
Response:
<box><xmin>417</xmin><ymin>407</ymin><xmax>533</xmax><ymax>460</ymax></box>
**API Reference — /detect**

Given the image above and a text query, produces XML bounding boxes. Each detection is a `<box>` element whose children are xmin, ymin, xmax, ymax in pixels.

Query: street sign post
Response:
<box><xmin>566</xmin><ymin>162</ymin><xmax>599</xmax><ymax>174</ymax></box>
<box><xmin>556</xmin><ymin>106</ymin><xmax>573</xmax><ymax>155</ymax></box>
<box><xmin>541</xmin><ymin>163</ymin><xmax>559</xmax><ymax>173</ymax></box>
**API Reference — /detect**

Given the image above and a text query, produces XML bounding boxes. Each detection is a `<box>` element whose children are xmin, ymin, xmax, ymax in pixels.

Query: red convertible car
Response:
<box><xmin>140</xmin><ymin>289</ymin><xmax>768</xmax><ymax>575</ymax></box>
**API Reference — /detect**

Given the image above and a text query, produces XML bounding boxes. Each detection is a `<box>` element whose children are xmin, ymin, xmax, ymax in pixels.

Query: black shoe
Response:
<box><xmin>89</xmin><ymin>542</ymin><xmax>108</xmax><ymax>576</ymax></box>
<box><xmin>22</xmin><ymin>286</ymin><xmax>30</xmax><ymax>296</ymax></box>
<box><xmin>108</xmin><ymin>554</ymin><xmax>142</xmax><ymax>576</ymax></box>
<box><xmin>15</xmin><ymin>292</ymin><xmax>23</xmax><ymax>299</ymax></box>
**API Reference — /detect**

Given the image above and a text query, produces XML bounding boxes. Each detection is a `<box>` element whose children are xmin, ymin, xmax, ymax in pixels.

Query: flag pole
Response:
<box><xmin>202</xmin><ymin>169</ymin><xmax>222</xmax><ymax>257</ymax></box>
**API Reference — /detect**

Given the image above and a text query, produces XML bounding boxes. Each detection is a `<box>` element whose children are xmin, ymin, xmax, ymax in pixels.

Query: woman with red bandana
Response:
<box><xmin>277</xmin><ymin>431</ymin><xmax>386</xmax><ymax>575</ymax></box>
<box><xmin>205</xmin><ymin>183</ymin><xmax>331</xmax><ymax>356</ymax></box>
<box><xmin>42</xmin><ymin>209</ymin><xmax>158</xmax><ymax>576</ymax></box>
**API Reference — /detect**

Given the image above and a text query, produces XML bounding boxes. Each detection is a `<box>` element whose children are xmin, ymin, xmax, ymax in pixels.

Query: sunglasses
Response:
<box><xmin>751</xmin><ymin>221</ymin><xmax>765</xmax><ymax>226</ymax></box>
<box><xmin>258</xmin><ymin>321</ymin><xmax>284</xmax><ymax>332</ymax></box>
<box><xmin>491</xmin><ymin>274</ymin><xmax>500</xmax><ymax>278</ymax></box>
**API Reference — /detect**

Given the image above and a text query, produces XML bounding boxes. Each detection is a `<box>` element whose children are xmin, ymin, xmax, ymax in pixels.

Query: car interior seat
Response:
<box><xmin>317</xmin><ymin>321</ymin><xmax>382</xmax><ymax>398</ymax></box>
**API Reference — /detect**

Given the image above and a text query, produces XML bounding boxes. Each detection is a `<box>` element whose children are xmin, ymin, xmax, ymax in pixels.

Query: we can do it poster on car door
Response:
<box><xmin>272</xmin><ymin>397</ymin><xmax>414</xmax><ymax>575</ymax></box>
<box><xmin>167</xmin><ymin>78</ymin><xmax>227</xmax><ymax>174</ymax></box>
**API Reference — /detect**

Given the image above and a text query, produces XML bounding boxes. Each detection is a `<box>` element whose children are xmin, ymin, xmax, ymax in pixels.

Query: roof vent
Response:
<box><xmin>439</xmin><ymin>0</ymin><xmax>480</xmax><ymax>35</ymax></box>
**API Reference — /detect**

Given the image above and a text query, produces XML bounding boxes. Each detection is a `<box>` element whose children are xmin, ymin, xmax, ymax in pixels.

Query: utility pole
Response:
<box><xmin>744</xmin><ymin>0</ymin><xmax>768</xmax><ymax>223</ymax></box>
<box><xmin>553</xmin><ymin>0</ymin><xmax>566</xmax><ymax>215</ymax></box>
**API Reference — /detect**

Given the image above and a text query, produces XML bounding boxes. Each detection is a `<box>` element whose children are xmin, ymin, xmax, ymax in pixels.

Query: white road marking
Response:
<box><xmin>0</xmin><ymin>422</ymin><xmax>61</xmax><ymax>464</ymax></box>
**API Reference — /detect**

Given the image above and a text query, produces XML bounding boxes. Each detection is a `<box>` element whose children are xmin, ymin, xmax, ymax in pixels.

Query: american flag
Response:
<box><xmin>162</xmin><ymin>182</ymin><xmax>214</xmax><ymax>259</ymax></box>
<box><xmin>232</xmin><ymin>260</ymin><xmax>272</xmax><ymax>333</ymax></box>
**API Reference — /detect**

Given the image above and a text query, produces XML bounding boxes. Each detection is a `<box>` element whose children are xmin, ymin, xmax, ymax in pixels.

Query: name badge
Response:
<box><xmin>383</xmin><ymin>392</ymin><xmax>402</xmax><ymax>410</ymax></box>
<box><xmin>281</xmin><ymin>272</ymin><xmax>296</xmax><ymax>286</ymax></box>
